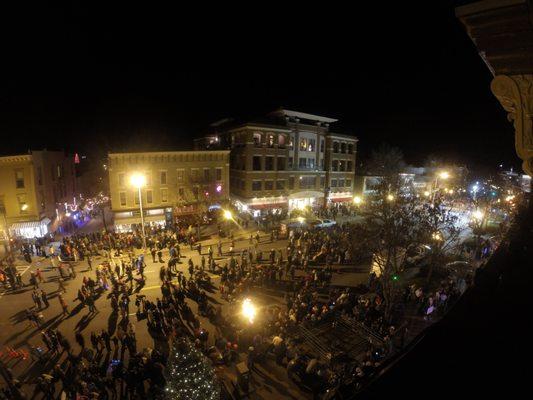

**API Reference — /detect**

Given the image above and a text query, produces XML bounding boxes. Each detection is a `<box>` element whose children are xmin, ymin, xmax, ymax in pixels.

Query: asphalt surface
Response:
<box><xmin>0</xmin><ymin>218</ymin><xmax>371</xmax><ymax>399</ymax></box>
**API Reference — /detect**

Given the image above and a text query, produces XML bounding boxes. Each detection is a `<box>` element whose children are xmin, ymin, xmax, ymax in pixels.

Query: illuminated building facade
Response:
<box><xmin>0</xmin><ymin>150</ymin><xmax>77</xmax><ymax>242</ymax></box>
<box><xmin>196</xmin><ymin>109</ymin><xmax>358</xmax><ymax>216</ymax></box>
<box><xmin>108</xmin><ymin>151</ymin><xmax>230</xmax><ymax>231</ymax></box>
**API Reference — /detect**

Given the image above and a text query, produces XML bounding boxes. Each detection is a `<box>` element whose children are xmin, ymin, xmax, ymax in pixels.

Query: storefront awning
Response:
<box><xmin>10</xmin><ymin>219</ymin><xmax>49</xmax><ymax>230</ymax></box>
<box><xmin>114</xmin><ymin>215</ymin><xmax>166</xmax><ymax>225</ymax></box>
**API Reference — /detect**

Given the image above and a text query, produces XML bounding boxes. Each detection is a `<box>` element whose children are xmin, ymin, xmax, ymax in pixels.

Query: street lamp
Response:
<box><xmin>386</xmin><ymin>194</ymin><xmax>395</xmax><ymax>202</ymax></box>
<box><xmin>130</xmin><ymin>173</ymin><xmax>147</xmax><ymax>250</ymax></box>
<box><xmin>353</xmin><ymin>196</ymin><xmax>362</xmax><ymax>205</ymax></box>
<box><xmin>223</xmin><ymin>209</ymin><xmax>233</xmax><ymax>220</ymax></box>
<box><xmin>242</xmin><ymin>298</ymin><xmax>257</xmax><ymax>324</ymax></box>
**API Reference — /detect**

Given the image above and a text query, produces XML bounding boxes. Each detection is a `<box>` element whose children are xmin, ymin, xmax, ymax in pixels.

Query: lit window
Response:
<box><xmin>160</xmin><ymin>171</ymin><xmax>167</xmax><ymax>185</ymax></box>
<box><xmin>15</xmin><ymin>170</ymin><xmax>25</xmax><ymax>189</ymax></box>
<box><xmin>119</xmin><ymin>192</ymin><xmax>127</xmax><ymax>206</ymax></box>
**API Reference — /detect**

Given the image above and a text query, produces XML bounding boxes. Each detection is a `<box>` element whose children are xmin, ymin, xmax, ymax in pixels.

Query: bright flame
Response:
<box><xmin>353</xmin><ymin>196</ymin><xmax>362</xmax><ymax>205</ymax></box>
<box><xmin>242</xmin><ymin>298</ymin><xmax>256</xmax><ymax>323</ymax></box>
<box><xmin>130</xmin><ymin>173</ymin><xmax>146</xmax><ymax>188</ymax></box>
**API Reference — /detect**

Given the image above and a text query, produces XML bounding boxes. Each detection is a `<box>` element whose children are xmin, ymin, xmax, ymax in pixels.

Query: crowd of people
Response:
<box><xmin>0</xmin><ymin>203</ymin><xmax>480</xmax><ymax>400</ymax></box>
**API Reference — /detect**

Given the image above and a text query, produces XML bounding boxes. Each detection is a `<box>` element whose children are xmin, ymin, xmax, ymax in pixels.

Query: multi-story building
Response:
<box><xmin>196</xmin><ymin>109</ymin><xmax>358</xmax><ymax>216</ymax></box>
<box><xmin>0</xmin><ymin>150</ymin><xmax>77</xmax><ymax>242</ymax></box>
<box><xmin>108</xmin><ymin>150</ymin><xmax>230</xmax><ymax>231</ymax></box>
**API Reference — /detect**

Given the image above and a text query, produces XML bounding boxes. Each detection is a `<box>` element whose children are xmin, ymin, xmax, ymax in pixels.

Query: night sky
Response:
<box><xmin>0</xmin><ymin>1</ymin><xmax>520</xmax><ymax>173</ymax></box>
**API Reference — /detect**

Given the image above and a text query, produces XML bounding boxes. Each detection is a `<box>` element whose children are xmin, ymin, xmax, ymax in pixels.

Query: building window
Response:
<box><xmin>119</xmin><ymin>192</ymin><xmax>127</xmax><ymax>206</ymax></box>
<box><xmin>320</xmin><ymin>176</ymin><xmax>325</xmax><ymax>188</ymax></box>
<box><xmin>215</xmin><ymin>168</ymin><xmax>222</xmax><ymax>181</ymax></box>
<box><xmin>308</xmin><ymin>139</ymin><xmax>315</xmax><ymax>152</ymax></box>
<box><xmin>267</xmin><ymin>134</ymin><xmax>275</xmax><ymax>148</ymax></box>
<box><xmin>346</xmin><ymin>179</ymin><xmax>352</xmax><ymax>188</ymax></box>
<box><xmin>299</xmin><ymin>158</ymin><xmax>307</xmax><ymax>168</ymax></box>
<box><xmin>253</xmin><ymin>156</ymin><xmax>262</xmax><ymax>171</ymax></box>
<box><xmin>288</xmin><ymin>157</ymin><xmax>293</xmax><ymax>168</ymax></box>
<box><xmin>299</xmin><ymin>176</ymin><xmax>316</xmax><ymax>189</ymax></box>
<box><xmin>15</xmin><ymin>170</ymin><xmax>25</xmax><ymax>188</ymax></box>
<box><xmin>288</xmin><ymin>136</ymin><xmax>294</xmax><ymax>150</ymax></box>
<box><xmin>146</xmin><ymin>190</ymin><xmax>153</xmax><ymax>204</ymax></box>
<box><xmin>118</xmin><ymin>173</ymin><xmax>125</xmax><ymax>187</ymax></box>
<box><xmin>265</xmin><ymin>156</ymin><xmax>274</xmax><ymax>171</ymax></box>
<box><xmin>252</xmin><ymin>181</ymin><xmax>262</xmax><ymax>191</ymax></box>
<box><xmin>341</xmin><ymin>143</ymin><xmax>347</xmax><ymax>153</ymax></box>
<box><xmin>347</xmin><ymin>161</ymin><xmax>353</xmax><ymax>171</ymax></box>
<box><xmin>160</xmin><ymin>171</ymin><xmax>167</xmax><ymax>185</ymax></box>
<box><xmin>308</xmin><ymin>158</ymin><xmax>315</xmax><ymax>169</ymax></box>
<box><xmin>134</xmin><ymin>191</ymin><xmax>139</xmax><ymax>205</ymax></box>
<box><xmin>348</xmin><ymin>144</ymin><xmax>354</xmax><ymax>154</ymax></box>
<box><xmin>17</xmin><ymin>194</ymin><xmax>28</xmax><ymax>213</ymax></box>
<box><xmin>276</xmin><ymin>180</ymin><xmax>285</xmax><ymax>190</ymax></box>
<box><xmin>177</xmin><ymin>169</ymin><xmax>184</xmax><ymax>182</ymax></box>
<box><xmin>57</xmin><ymin>165</ymin><xmax>63</xmax><ymax>178</ymax></box>
<box><xmin>278</xmin><ymin>135</ymin><xmax>286</xmax><ymax>148</ymax></box>
<box><xmin>338</xmin><ymin>179</ymin><xmax>345</xmax><ymax>188</ymax></box>
<box><xmin>333</xmin><ymin>141</ymin><xmax>339</xmax><ymax>153</ymax></box>
<box><xmin>178</xmin><ymin>187</ymin><xmax>185</xmax><ymax>197</ymax></box>
<box><xmin>145</xmin><ymin>171</ymin><xmax>152</xmax><ymax>186</ymax></box>
<box><xmin>331</xmin><ymin>179</ymin><xmax>338</xmax><ymax>187</ymax></box>
<box><xmin>191</xmin><ymin>169</ymin><xmax>199</xmax><ymax>182</ymax></box>
<box><xmin>289</xmin><ymin>177</ymin><xmax>295</xmax><ymax>189</ymax></box>
<box><xmin>320</xmin><ymin>139</ymin><xmax>325</xmax><ymax>153</ymax></box>
<box><xmin>192</xmin><ymin>187</ymin><xmax>199</xmax><ymax>200</ymax></box>
<box><xmin>253</xmin><ymin>132</ymin><xmax>262</xmax><ymax>147</ymax></box>
<box><xmin>204</xmin><ymin>168</ymin><xmax>210</xmax><ymax>181</ymax></box>
<box><xmin>277</xmin><ymin>157</ymin><xmax>286</xmax><ymax>170</ymax></box>
<box><xmin>240</xmin><ymin>180</ymin><xmax>245</xmax><ymax>190</ymax></box>
<box><xmin>265</xmin><ymin>181</ymin><xmax>274</xmax><ymax>190</ymax></box>
<box><xmin>299</xmin><ymin>138</ymin><xmax>308</xmax><ymax>151</ymax></box>
<box><xmin>339</xmin><ymin>160</ymin><xmax>346</xmax><ymax>172</ymax></box>
<box><xmin>332</xmin><ymin>160</ymin><xmax>339</xmax><ymax>171</ymax></box>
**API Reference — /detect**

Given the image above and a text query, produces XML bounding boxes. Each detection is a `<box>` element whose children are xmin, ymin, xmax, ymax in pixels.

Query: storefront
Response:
<box><xmin>9</xmin><ymin>217</ymin><xmax>51</xmax><ymax>239</ymax></box>
<box><xmin>288</xmin><ymin>191</ymin><xmax>325</xmax><ymax>212</ymax></box>
<box><xmin>329</xmin><ymin>191</ymin><xmax>354</xmax><ymax>203</ymax></box>
<box><xmin>113</xmin><ymin>209</ymin><xmax>167</xmax><ymax>233</ymax></box>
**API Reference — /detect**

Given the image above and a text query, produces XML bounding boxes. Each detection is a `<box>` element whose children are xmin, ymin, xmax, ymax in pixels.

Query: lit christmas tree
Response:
<box><xmin>165</xmin><ymin>338</ymin><xmax>220</xmax><ymax>400</ymax></box>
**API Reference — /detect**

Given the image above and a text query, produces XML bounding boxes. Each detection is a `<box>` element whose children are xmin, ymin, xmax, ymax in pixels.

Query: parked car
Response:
<box><xmin>310</xmin><ymin>219</ymin><xmax>337</xmax><ymax>228</ymax></box>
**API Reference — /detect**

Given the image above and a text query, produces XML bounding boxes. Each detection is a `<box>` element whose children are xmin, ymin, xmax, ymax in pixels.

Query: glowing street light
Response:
<box><xmin>432</xmin><ymin>232</ymin><xmax>443</xmax><ymax>241</ymax></box>
<box><xmin>241</xmin><ymin>298</ymin><xmax>256</xmax><ymax>324</ymax></box>
<box><xmin>130</xmin><ymin>173</ymin><xmax>146</xmax><ymax>188</ymax></box>
<box><xmin>472</xmin><ymin>209</ymin><xmax>484</xmax><ymax>221</ymax></box>
<box><xmin>432</xmin><ymin>171</ymin><xmax>451</xmax><ymax>203</ymax></box>
<box><xmin>438</xmin><ymin>171</ymin><xmax>450</xmax><ymax>180</ymax></box>
<box><xmin>353</xmin><ymin>196</ymin><xmax>362</xmax><ymax>205</ymax></box>
<box><xmin>223</xmin><ymin>209</ymin><xmax>233</xmax><ymax>220</ymax></box>
<box><xmin>130</xmin><ymin>173</ymin><xmax>147</xmax><ymax>250</ymax></box>
<box><xmin>423</xmin><ymin>191</ymin><xmax>430</xmax><ymax>197</ymax></box>
<box><xmin>386</xmin><ymin>194</ymin><xmax>395</xmax><ymax>202</ymax></box>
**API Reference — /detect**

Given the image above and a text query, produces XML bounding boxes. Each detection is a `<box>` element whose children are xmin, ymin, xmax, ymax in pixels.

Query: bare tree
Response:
<box><xmin>416</xmin><ymin>199</ymin><xmax>464</xmax><ymax>283</ymax></box>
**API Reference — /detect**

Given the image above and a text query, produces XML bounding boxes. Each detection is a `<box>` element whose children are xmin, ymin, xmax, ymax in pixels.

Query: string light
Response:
<box><xmin>165</xmin><ymin>339</ymin><xmax>220</xmax><ymax>400</ymax></box>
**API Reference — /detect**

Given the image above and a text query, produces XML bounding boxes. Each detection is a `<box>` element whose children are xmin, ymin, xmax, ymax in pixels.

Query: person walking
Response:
<box><xmin>32</xmin><ymin>290</ymin><xmax>42</xmax><ymax>309</ymax></box>
<box><xmin>58</xmin><ymin>294</ymin><xmax>69</xmax><ymax>315</ymax></box>
<box><xmin>40</xmin><ymin>290</ymin><xmax>50</xmax><ymax>308</ymax></box>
